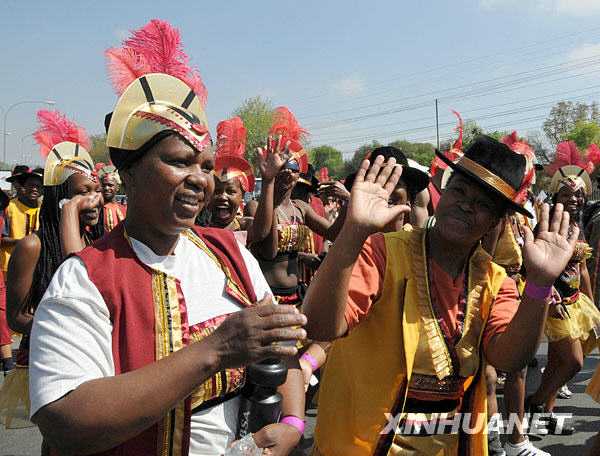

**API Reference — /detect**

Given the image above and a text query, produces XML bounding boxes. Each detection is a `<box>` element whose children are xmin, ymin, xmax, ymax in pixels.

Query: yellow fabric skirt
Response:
<box><xmin>545</xmin><ymin>293</ymin><xmax>600</xmax><ymax>347</ymax></box>
<box><xmin>0</xmin><ymin>366</ymin><xmax>33</xmax><ymax>429</ymax></box>
<box><xmin>586</xmin><ymin>364</ymin><xmax>600</xmax><ymax>404</ymax></box>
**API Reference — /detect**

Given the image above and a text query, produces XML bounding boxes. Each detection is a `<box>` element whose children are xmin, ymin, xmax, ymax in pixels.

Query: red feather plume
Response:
<box><xmin>319</xmin><ymin>167</ymin><xmax>329</xmax><ymax>182</ymax></box>
<box><xmin>501</xmin><ymin>131</ymin><xmax>535</xmax><ymax>161</ymax></box>
<box><xmin>33</xmin><ymin>110</ymin><xmax>91</xmax><ymax>159</ymax></box>
<box><xmin>451</xmin><ymin>110</ymin><xmax>463</xmax><ymax>151</ymax></box>
<box><xmin>216</xmin><ymin>117</ymin><xmax>247</xmax><ymax>158</ymax></box>
<box><xmin>269</xmin><ymin>107</ymin><xmax>308</xmax><ymax>144</ymax></box>
<box><xmin>105</xmin><ymin>19</ymin><xmax>207</xmax><ymax>106</ymax></box>
<box><xmin>430</xmin><ymin>109</ymin><xmax>464</xmax><ymax>176</ymax></box>
<box><xmin>585</xmin><ymin>144</ymin><xmax>600</xmax><ymax>171</ymax></box>
<box><xmin>545</xmin><ymin>141</ymin><xmax>592</xmax><ymax>176</ymax></box>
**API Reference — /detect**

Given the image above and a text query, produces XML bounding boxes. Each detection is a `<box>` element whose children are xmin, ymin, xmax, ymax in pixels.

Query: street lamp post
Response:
<box><xmin>20</xmin><ymin>132</ymin><xmax>35</xmax><ymax>164</ymax></box>
<box><xmin>3</xmin><ymin>100</ymin><xmax>55</xmax><ymax>166</ymax></box>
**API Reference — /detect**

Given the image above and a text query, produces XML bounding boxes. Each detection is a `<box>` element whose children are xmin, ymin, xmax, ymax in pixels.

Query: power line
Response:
<box><xmin>285</xmin><ymin>25</ymin><xmax>600</xmax><ymax>107</ymax></box>
<box><xmin>305</xmin><ymin>63</ymin><xmax>600</xmax><ymax>132</ymax></box>
<box><xmin>304</xmin><ymin>54</ymin><xmax>600</xmax><ymax>128</ymax></box>
<box><xmin>313</xmin><ymin>85</ymin><xmax>600</xmax><ymax>142</ymax></box>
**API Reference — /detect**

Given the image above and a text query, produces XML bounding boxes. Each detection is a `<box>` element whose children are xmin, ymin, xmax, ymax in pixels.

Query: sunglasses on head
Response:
<box><xmin>284</xmin><ymin>160</ymin><xmax>300</xmax><ymax>172</ymax></box>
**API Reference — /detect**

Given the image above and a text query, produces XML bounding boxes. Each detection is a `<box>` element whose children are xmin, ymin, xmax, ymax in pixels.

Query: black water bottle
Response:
<box><xmin>237</xmin><ymin>358</ymin><xmax>288</xmax><ymax>437</ymax></box>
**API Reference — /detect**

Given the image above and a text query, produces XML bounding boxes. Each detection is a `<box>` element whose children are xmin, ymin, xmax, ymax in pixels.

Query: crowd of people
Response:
<box><xmin>0</xmin><ymin>18</ymin><xmax>599</xmax><ymax>456</ymax></box>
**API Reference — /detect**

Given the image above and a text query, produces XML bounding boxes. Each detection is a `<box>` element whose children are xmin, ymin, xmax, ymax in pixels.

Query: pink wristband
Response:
<box><xmin>280</xmin><ymin>415</ymin><xmax>305</xmax><ymax>435</ymax></box>
<box><xmin>301</xmin><ymin>352</ymin><xmax>319</xmax><ymax>371</ymax></box>
<box><xmin>524</xmin><ymin>281</ymin><xmax>552</xmax><ymax>301</ymax></box>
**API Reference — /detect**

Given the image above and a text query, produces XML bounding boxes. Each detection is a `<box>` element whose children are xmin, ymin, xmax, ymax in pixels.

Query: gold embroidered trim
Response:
<box><xmin>411</xmin><ymin>229</ymin><xmax>453</xmax><ymax>380</ymax></box>
<box><xmin>152</xmin><ymin>272</ymin><xmax>187</xmax><ymax>456</ymax></box>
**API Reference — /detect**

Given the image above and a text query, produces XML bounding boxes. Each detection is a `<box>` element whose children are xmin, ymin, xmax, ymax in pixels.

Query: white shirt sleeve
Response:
<box><xmin>29</xmin><ymin>257</ymin><xmax>114</xmax><ymax>417</ymax></box>
<box><xmin>238</xmin><ymin>242</ymin><xmax>272</xmax><ymax>303</ymax></box>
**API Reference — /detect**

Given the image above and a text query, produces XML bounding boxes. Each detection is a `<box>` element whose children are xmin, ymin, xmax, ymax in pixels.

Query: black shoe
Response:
<box><xmin>546</xmin><ymin>413</ymin><xmax>575</xmax><ymax>435</ymax></box>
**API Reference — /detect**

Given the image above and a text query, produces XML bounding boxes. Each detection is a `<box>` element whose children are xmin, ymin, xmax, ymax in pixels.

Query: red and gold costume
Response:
<box><xmin>68</xmin><ymin>225</ymin><xmax>256</xmax><ymax>456</ymax></box>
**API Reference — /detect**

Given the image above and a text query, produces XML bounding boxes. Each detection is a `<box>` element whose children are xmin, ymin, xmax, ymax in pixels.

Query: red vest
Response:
<box><xmin>65</xmin><ymin>223</ymin><xmax>257</xmax><ymax>455</ymax></box>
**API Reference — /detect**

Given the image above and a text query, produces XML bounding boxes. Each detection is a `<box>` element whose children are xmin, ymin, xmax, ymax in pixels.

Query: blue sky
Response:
<box><xmin>2</xmin><ymin>0</ymin><xmax>600</xmax><ymax>165</ymax></box>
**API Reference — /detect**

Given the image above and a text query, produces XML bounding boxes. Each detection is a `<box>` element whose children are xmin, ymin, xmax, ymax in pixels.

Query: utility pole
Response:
<box><xmin>435</xmin><ymin>98</ymin><xmax>440</xmax><ymax>150</ymax></box>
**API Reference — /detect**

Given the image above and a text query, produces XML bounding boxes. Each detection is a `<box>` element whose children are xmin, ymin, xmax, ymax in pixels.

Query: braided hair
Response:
<box><xmin>26</xmin><ymin>180</ymin><xmax>105</xmax><ymax>314</ymax></box>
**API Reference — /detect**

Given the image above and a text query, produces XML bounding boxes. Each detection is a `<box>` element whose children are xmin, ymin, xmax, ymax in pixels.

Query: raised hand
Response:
<box><xmin>257</xmin><ymin>135</ymin><xmax>288</xmax><ymax>182</ymax></box>
<box><xmin>61</xmin><ymin>193</ymin><xmax>103</xmax><ymax>214</ymax></box>
<box><xmin>522</xmin><ymin>203</ymin><xmax>578</xmax><ymax>287</ymax></box>
<box><xmin>345</xmin><ymin>155</ymin><xmax>410</xmax><ymax>236</ymax></box>
<box><xmin>206</xmin><ymin>295</ymin><xmax>307</xmax><ymax>370</ymax></box>
<box><xmin>318</xmin><ymin>181</ymin><xmax>351</xmax><ymax>203</ymax></box>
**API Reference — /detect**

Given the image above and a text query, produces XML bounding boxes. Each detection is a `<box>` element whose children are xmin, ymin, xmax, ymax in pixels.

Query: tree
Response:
<box><xmin>233</xmin><ymin>96</ymin><xmax>274</xmax><ymax>172</ymax></box>
<box><xmin>565</xmin><ymin>120</ymin><xmax>600</xmax><ymax>150</ymax></box>
<box><xmin>89</xmin><ymin>134</ymin><xmax>110</xmax><ymax>165</ymax></box>
<box><xmin>542</xmin><ymin>101</ymin><xmax>599</xmax><ymax>145</ymax></box>
<box><xmin>341</xmin><ymin>141</ymin><xmax>381</xmax><ymax>177</ymax></box>
<box><xmin>309</xmin><ymin>145</ymin><xmax>344</xmax><ymax>178</ymax></box>
<box><xmin>525</xmin><ymin>132</ymin><xmax>551</xmax><ymax>164</ymax></box>
<box><xmin>387</xmin><ymin>140</ymin><xmax>435</xmax><ymax>167</ymax></box>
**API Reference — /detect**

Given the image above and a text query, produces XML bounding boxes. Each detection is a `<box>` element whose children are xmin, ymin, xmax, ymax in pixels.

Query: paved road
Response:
<box><xmin>1</xmin><ymin>343</ymin><xmax>598</xmax><ymax>455</ymax></box>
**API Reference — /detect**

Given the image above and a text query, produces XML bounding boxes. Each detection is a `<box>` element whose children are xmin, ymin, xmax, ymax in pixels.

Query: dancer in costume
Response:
<box><xmin>585</xmin><ymin>364</ymin><xmax>600</xmax><ymax>455</ymax></box>
<box><xmin>0</xmin><ymin>110</ymin><xmax>102</xmax><ymax>430</ymax></box>
<box><xmin>0</xmin><ymin>166</ymin><xmax>42</xmax><ymax>375</ymax></box>
<box><xmin>28</xmin><ymin>20</ymin><xmax>306</xmax><ymax>455</ymax></box>
<box><xmin>207</xmin><ymin>116</ymin><xmax>254</xmax><ymax>243</ymax></box>
<box><xmin>303</xmin><ymin>135</ymin><xmax>578</xmax><ymax>455</ymax></box>
<box><xmin>527</xmin><ymin>140</ymin><xmax>600</xmax><ymax>435</ymax></box>
<box><xmin>0</xmin><ymin>190</ymin><xmax>13</xmax><ymax>376</ymax></box>
<box><xmin>98</xmin><ymin>164</ymin><xmax>126</xmax><ymax>231</ymax></box>
<box><xmin>248</xmin><ymin>106</ymin><xmax>348</xmax><ymax>306</ymax></box>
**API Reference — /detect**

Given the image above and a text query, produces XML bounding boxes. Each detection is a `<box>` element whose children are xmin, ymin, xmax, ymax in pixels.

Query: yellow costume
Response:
<box><xmin>544</xmin><ymin>242</ymin><xmax>600</xmax><ymax>353</ymax></box>
<box><xmin>314</xmin><ymin>228</ymin><xmax>508</xmax><ymax>455</ymax></box>
<box><xmin>0</xmin><ymin>198</ymin><xmax>40</xmax><ymax>271</ymax></box>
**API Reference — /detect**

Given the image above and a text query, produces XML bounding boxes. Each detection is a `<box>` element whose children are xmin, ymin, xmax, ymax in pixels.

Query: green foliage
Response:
<box><xmin>233</xmin><ymin>96</ymin><xmax>274</xmax><ymax>172</ymax></box>
<box><xmin>309</xmin><ymin>145</ymin><xmax>344</xmax><ymax>178</ymax></box>
<box><xmin>543</xmin><ymin>101</ymin><xmax>600</xmax><ymax>145</ymax></box>
<box><xmin>387</xmin><ymin>139</ymin><xmax>435</xmax><ymax>167</ymax></box>
<box><xmin>565</xmin><ymin>120</ymin><xmax>600</xmax><ymax>149</ymax></box>
<box><xmin>89</xmin><ymin>134</ymin><xmax>110</xmax><ymax>165</ymax></box>
<box><xmin>341</xmin><ymin>141</ymin><xmax>381</xmax><ymax>177</ymax></box>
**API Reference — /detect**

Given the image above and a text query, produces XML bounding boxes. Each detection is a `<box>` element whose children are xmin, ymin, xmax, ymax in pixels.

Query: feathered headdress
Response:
<box><xmin>500</xmin><ymin>131</ymin><xmax>536</xmax><ymax>203</ymax></box>
<box><xmin>430</xmin><ymin>110</ymin><xmax>464</xmax><ymax>176</ymax></box>
<box><xmin>105</xmin><ymin>19</ymin><xmax>207</xmax><ymax>106</ymax></box>
<box><xmin>319</xmin><ymin>167</ymin><xmax>330</xmax><ymax>182</ymax></box>
<box><xmin>105</xmin><ymin>20</ymin><xmax>210</xmax><ymax>166</ymax></box>
<box><xmin>33</xmin><ymin>110</ymin><xmax>95</xmax><ymax>186</ymax></box>
<box><xmin>267</xmin><ymin>106</ymin><xmax>309</xmax><ymax>173</ymax></box>
<box><xmin>214</xmin><ymin>117</ymin><xmax>254</xmax><ymax>192</ymax></box>
<box><xmin>33</xmin><ymin>110</ymin><xmax>91</xmax><ymax>159</ymax></box>
<box><xmin>546</xmin><ymin>140</ymin><xmax>600</xmax><ymax>196</ymax></box>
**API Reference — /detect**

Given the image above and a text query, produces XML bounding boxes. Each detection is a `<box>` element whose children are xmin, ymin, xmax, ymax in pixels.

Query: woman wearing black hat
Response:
<box><xmin>303</xmin><ymin>135</ymin><xmax>579</xmax><ymax>455</ymax></box>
